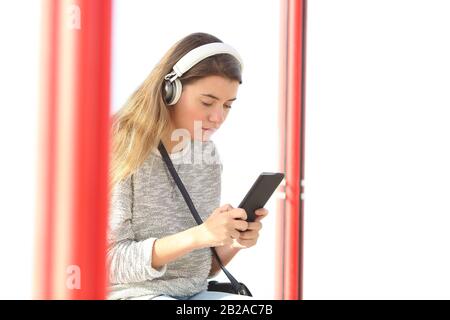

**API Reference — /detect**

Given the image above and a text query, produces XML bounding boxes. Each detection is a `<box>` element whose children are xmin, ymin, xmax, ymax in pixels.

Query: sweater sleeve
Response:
<box><xmin>107</xmin><ymin>174</ymin><xmax>167</xmax><ymax>284</ymax></box>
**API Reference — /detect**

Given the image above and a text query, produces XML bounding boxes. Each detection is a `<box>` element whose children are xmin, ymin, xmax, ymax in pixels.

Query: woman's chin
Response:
<box><xmin>189</xmin><ymin>130</ymin><xmax>214</xmax><ymax>142</ymax></box>
<box><xmin>200</xmin><ymin>131</ymin><xmax>213</xmax><ymax>141</ymax></box>
<box><xmin>191</xmin><ymin>136</ymin><xmax>208</xmax><ymax>142</ymax></box>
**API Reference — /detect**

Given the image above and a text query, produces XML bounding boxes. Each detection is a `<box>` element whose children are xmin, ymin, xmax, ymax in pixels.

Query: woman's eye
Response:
<box><xmin>202</xmin><ymin>102</ymin><xmax>232</xmax><ymax>109</ymax></box>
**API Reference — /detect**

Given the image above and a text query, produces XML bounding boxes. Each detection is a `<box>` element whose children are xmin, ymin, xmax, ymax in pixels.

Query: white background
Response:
<box><xmin>304</xmin><ymin>0</ymin><xmax>450</xmax><ymax>299</ymax></box>
<box><xmin>0</xmin><ymin>0</ymin><xmax>40</xmax><ymax>299</ymax></box>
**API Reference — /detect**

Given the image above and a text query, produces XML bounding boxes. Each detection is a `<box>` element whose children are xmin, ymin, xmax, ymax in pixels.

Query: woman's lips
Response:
<box><xmin>202</xmin><ymin>128</ymin><xmax>216</xmax><ymax>133</ymax></box>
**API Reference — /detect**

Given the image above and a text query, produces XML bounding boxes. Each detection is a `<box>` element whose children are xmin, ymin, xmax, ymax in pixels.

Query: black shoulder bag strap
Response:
<box><xmin>158</xmin><ymin>141</ymin><xmax>249</xmax><ymax>296</ymax></box>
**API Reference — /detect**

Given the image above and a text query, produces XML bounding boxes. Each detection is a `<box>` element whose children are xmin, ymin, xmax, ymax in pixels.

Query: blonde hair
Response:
<box><xmin>109</xmin><ymin>32</ymin><xmax>242</xmax><ymax>191</ymax></box>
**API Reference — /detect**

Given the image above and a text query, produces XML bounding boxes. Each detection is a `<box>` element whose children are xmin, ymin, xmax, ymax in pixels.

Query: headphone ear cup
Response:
<box><xmin>164</xmin><ymin>80</ymin><xmax>174</xmax><ymax>105</ymax></box>
<box><xmin>170</xmin><ymin>78</ymin><xmax>182</xmax><ymax>105</ymax></box>
<box><xmin>163</xmin><ymin>78</ymin><xmax>182</xmax><ymax>105</ymax></box>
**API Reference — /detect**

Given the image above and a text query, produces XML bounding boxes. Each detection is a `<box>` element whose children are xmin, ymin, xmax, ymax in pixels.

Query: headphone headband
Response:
<box><xmin>165</xmin><ymin>42</ymin><xmax>243</xmax><ymax>82</ymax></box>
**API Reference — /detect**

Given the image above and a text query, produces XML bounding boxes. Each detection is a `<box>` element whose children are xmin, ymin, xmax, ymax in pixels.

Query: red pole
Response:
<box><xmin>34</xmin><ymin>0</ymin><xmax>60</xmax><ymax>300</ymax></box>
<box><xmin>35</xmin><ymin>0</ymin><xmax>112</xmax><ymax>299</ymax></box>
<box><xmin>277</xmin><ymin>0</ymin><xmax>307</xmax><ymax>300</ymax></box>
<box><xmin>275</xmin><ymin>0</ymin><xmax>288</xmax><ymax>300</ymax></box>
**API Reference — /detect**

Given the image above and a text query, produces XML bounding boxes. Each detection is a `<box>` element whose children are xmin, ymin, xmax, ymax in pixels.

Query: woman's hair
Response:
<box><xmin>109</xmin><ymin>32</ymin><xmax>243</xmax><ymax>190</ymax></box>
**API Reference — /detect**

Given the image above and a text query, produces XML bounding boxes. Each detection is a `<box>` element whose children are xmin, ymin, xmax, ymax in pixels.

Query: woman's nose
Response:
<box><xmin>209</xmin><ymin>105</ymin><xmax>225</xmax><ymax>124</ymax></box>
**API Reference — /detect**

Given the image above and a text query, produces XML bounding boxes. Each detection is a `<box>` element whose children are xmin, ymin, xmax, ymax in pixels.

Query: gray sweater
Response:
<box><xmin>107</xmin><ymin>140</ymin><xmax>222</xmax><ymax>300</ymax></box>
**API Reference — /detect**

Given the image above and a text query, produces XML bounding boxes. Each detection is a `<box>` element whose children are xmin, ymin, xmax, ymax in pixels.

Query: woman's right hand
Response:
<box><xmin>195</xmin><ymin>204</ymin><xmax>249</xmax><ymax>248</ymax></box>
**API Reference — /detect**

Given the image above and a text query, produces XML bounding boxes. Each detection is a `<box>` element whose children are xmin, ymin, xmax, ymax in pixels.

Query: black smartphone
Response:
<box><xmin>238</xmin><ymin>172</ymin><xmax>285</xmax><ymax>222</ymax></box>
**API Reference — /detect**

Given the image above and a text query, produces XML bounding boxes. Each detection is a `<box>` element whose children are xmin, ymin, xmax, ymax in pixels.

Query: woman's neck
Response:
<box><xmin>160</xmin><ymin>133</ymin><xmax>190</xmax><ymax>155</ymax></box>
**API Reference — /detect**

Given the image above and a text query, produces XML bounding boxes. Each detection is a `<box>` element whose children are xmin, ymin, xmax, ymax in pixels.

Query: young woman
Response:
<box><xmin>107</xmin><ymin>32</ymin><xmax>269</xmax><ymax>300</ymax></box>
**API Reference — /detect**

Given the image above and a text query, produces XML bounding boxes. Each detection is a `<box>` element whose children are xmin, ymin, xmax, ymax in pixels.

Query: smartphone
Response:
<box><xmin>238</xmin><ymin>172</ymin><xmax>285</xmax><ymax>222</ymax></box>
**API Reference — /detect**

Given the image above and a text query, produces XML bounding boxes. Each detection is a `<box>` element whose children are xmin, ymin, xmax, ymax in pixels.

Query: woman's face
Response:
<box><xmin>168</xmin><ymin>75</ymin><xmax>240</xmax><ymax>142</ymax></box>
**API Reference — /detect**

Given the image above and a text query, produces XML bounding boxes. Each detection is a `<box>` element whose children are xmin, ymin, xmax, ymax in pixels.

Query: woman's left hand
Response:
<box><xmin>232</xmin><ymin>208</ymin><xmax>269</xmax><ymax>249</ymax></box>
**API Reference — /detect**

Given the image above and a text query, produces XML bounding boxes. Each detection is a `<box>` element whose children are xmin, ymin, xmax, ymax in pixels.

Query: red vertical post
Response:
<box><xmin>34</xmin><ymin>0</ymin><xmax>60</xmax><ymax>300</ymax></box>
<box><xmin>35</xmin><ymin>0</ymin><xmax>112</xmax><ymax>299</ymax></box>
<box><xmin>276</xmin><ymin>0</ymin><xmax>307</xmax><ymax>300</ymax></box>
<box><xmin>275</xmin><ymin>0</ymin><xmax>288</xmax><ymax>300</ymax></box>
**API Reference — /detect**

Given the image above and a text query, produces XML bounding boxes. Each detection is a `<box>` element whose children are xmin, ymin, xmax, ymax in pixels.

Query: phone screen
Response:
<box><xmin>238</xmin><ymin>172</ymin><xmax>285</xmax><ymax>222</ymax></box>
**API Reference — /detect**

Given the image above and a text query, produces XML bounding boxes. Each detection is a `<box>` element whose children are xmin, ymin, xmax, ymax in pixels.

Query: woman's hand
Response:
<box><xmin>231</xmin><ymin>208</ymin><xmax>269</xmax><ymax>249</ymax></box>
<box><xmin>195</xmin><ymin>204</ymin><xmax>249</xmax><ymax>248</ymax></box>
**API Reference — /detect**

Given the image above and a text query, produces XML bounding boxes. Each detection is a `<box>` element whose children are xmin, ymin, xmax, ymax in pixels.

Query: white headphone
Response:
<box><xmin>163</xmin><ymin>42</ymin><xmax>244</xmax><ymax>105</ymax></box>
